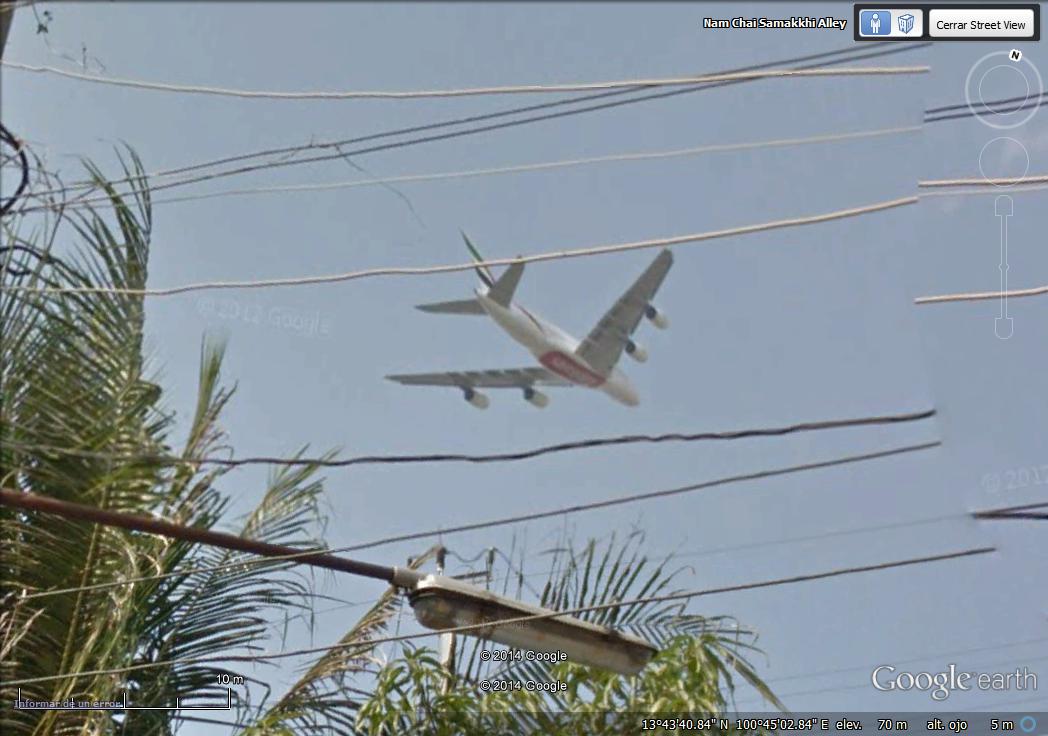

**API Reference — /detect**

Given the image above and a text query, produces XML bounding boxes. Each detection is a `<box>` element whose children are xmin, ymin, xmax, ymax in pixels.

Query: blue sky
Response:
<box><xmin>4</xmin><ymin>2</ymin><xmax>1046</xmax><ymax>728</ymax></box>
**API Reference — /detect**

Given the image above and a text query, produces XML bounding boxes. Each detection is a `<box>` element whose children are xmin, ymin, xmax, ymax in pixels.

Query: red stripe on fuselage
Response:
<box><xmin>539</xmin><ymin>351</ymin><xmax>606</xmax><ymax>387</ymax></box>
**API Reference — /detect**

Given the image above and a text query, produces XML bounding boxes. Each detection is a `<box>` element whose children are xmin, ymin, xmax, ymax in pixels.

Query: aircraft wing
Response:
<box><xmin>575</xmin><ymin>249</ymin><xmax>673</xmax><ymax>375</ymax></box>
<box><xmin>386</xmin><ymin>366</ymin><xmax>572</xmax><ymax>389</ymax></box>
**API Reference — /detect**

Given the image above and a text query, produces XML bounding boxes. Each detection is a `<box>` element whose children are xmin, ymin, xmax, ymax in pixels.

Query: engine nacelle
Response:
<box><xmin>645</xmin><ymin>304</ymin><xmax>669</xmax><ymax>329</ymax></box>
<box><xmin>625</xmin><ymin>340</ymin><xmax>648</xmax><ymax>363</ymax></box>
<box><xmin>462</xmin><ymin>387</ymin><xmax>490</xmax><ymax>409</ymax></box>
<box><xmin>523</xmin><ymin>387</ymin><xmax>550</xmax><ymax>408</ymax></box>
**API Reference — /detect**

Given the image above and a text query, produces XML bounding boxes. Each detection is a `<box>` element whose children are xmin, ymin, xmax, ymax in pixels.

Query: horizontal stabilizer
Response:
<box><xmin>415</xmin><ymin>299</ymin><xmax>486</xmax><ymax>315</ymax></box>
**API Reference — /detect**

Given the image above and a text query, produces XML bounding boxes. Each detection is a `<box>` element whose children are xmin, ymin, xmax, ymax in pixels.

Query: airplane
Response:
<box><xmin>386</xmin><ymin>234</ymin><xmax>673</xmax><ymax>409</ymax></box>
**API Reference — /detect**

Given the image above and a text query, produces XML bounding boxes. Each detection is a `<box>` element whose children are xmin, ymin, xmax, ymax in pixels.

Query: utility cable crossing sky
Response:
<box><xmin>3</xmin><ymin>544</ymin><xmax>995</xmax><ymax>686</ymax></box>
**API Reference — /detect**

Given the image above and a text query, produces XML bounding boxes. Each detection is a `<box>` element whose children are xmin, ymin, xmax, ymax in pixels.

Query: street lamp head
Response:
<box><xmin>405</xmin><ymin>574</ymin><xmax>657</xmax><ymax>676</ymax></box>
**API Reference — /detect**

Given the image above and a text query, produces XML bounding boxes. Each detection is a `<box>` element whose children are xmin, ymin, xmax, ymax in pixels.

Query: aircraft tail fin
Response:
<box><xmin>415</xmin><ymin>299</ymin><xmax>486</xmax><ymax>315</ymax></box>
<box><xmin>486</xmin><ymin>261</ymin><xmax>524</xmax><ymax>308</ymax></box>
<box><xmin>459</xmin><ymin>230</ymin><xmax>524</xmax><ymax>308</ymax></box>
<box><xmin>461</xmin><ymin>231</ymin><xmax>495</xmax><ymax>287</ymax></box>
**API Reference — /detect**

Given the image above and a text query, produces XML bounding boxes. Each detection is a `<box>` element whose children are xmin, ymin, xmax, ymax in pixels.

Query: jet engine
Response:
<box><xmin>523</xmin><ymin>387</ymin><xmax>550</xmax><ymax>408</ymax></box>
<box><xmin>462</xmin><ymin>387</ymin><xmax>490</xmax><ymax>409</ymax></box>
<box><xmin>645</xmin><ymin>304</ymin><xmax>669</xmax><ymax>329</ymax></box>
<box><xmin>625</xmin><ymin>340</ymin><xmax>648</xmax><ymax>363</ymax></box>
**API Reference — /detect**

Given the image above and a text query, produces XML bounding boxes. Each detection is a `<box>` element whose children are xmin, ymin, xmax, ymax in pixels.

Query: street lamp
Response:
<box><xmin>0</xmin><ymin>489</ymin><xmax>660</xmax><ymax>676</ymax></box>
<box><xmin>394</xmin><ymin>569</ymin><xmax>658</xmax><ymax>675</ymax></box>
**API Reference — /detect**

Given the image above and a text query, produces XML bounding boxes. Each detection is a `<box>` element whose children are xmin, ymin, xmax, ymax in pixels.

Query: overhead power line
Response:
<box><xmin>920</xmin><ymin>174</ymin><xmax>1048</xmax><ymax>188</ymax></box>
<box><xmin>21</xmin><ymin>124</ymin><xmax>922</xmax><ymax>213</ymax></box>
<box><xmin>924</xmin><ymin>92</ymin><xmax>1047</xmax><ymax>123</ymax></box>
<box><xmin>471</xmin><ymin>513</ymin><xmax>969</xmax><ymax>592</ymax></box>
<box><xmin>973</xmin><ymin>501</ymin><xmax>1048</xmax><ymax>521</ymax></box>
<box><xmin>2</xmin><ymin>194</ymin><xmax>917</xmax><ymax>296</ymax></box>
<box><xmin>5</xmin><ymin>408</ymin><xmax>936</xmax><ymax>469</ymax></box>
<box><xmin>0</xmin><ymin>61</ymin><xmax>927</xmax><ymax>99</ymax></box>
<box><xmin>4</xmin><ymin>544</ymin><xmax>995</xmax><ymax>686</ymax></box>
<box><xmin>21</xmin><ymin>503</ymin><xmax>966</xmax><ymax>607</ymax></box>
<box><xmin>0</xmin><ymin>487</ymin><xmax>403</xmax><ymax>584</ymax></box>
<box><xmin>11</xmin><ymin>441</ymin><xmax>940</xmax><ymax>602</ymax></box>
<box><xmin>21</xmin><ymin>499</ymin><xmax>962</xmax><ymax>608</ymax></box>
<box><xmin>20</xmin><ymin>41</ymin><xmax>929</xmax><ymax>201</ymax></box>
<box><xmin>0</xmin><ymin>121</ymin><xmax>29</xmax><ymax>215</ymax></box>
<box><xmin>919</xmin><ymin>181</ymin><xmax>1048</xmax><ymax>199</ymax></box>
<box><xmin>925</xmin><ymin>91</ymin><xmax>1043</xmax><ymax>115</ymax></box>
<box><xmin>18</xmin><ymin>137</ymin><xmax>1042</xmax><ymax>216</ymax></box>
<box><xmin>914</xmin><ymin>285</ymin><xmax>1048</xmax><ymax>304</ymax></box>
<box><xmin>455</xmin><ymin>497</ymin><xmax>1039</xmax><ymax>591</ymax></box>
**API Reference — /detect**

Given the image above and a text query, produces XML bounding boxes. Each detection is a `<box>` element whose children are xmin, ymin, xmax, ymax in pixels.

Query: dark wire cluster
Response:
<box><xmin>0</xmin><ymin>121</ymin><xmax>29</xmax><ymax>216</ymax></box>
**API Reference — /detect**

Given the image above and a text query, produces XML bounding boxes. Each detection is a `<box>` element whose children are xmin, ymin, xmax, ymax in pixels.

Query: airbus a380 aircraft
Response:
<box><xmin>387</xmin><ymin>236</ymin><xmax>673</xmax><ymax>408</ymax></box>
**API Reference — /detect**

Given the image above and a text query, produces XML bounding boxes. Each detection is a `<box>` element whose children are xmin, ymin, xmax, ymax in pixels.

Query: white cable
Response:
<box><xmin>915</xmin><ymin>285</ymin><xmax>1048</xmax><ymax>304</ymax></box>
<box><xmin>1</xmin><ymin>195</ymin><xmax>917</xmax><ymax>297</ymax></box>
<box><xmin>25</xmin><ymin>125</ymin><xmax>920</xmax><ymax>212</ymax></box>
<box><xmin>0</xmin><ymin>62</ymin><xmax>928</xmax><ymax>100</ymax></box>
<box><xmin>918</xmin><ymin>174</ymin><xmax>1048</xmax><ymax>188</ymax></box>
<box><xmin>919</xmin><ymin>182</ymin><xmax>1048</xmax><ymax>198</ymax></box>
<box><xmin>3</xmin><ymin>545</ymin><xmax>993</xmax><ymax>686</ymax></box>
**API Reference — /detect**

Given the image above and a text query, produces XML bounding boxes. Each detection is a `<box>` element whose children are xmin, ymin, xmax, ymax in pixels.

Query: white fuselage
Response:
<box><xmin>474</xmin><ymin>288</ymin><xmax>639</xmax><ymax>406</ymax></box>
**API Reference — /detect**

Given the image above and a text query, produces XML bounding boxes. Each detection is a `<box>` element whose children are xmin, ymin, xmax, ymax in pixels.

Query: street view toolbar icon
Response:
<box><xmin>860</xmin><ymin>9</ymin><xmax>892</xmax><ymax>35</ymax></box>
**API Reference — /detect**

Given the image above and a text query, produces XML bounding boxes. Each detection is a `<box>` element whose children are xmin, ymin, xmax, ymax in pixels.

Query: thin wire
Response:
<box><xmin>480</xmin><ymin>512</ymin><xmax>969</xmax><ymax>590</ymax></box>
<box><xmin>974</xmin><ymin>501</ymin><xmax>1048</xmax><ymax>520</ymax></box>
<box><xmin>0</xmin><ymin>122</ymin><xmax>30</xmax><ymax>215</ymax></box>
<box><xmin>20</xmin><ymin>42</ymin><xmax>931</xmax><ymax>201</ymax></box>
<box><xmin>37</xmin><ymin>125</ymin><xmax>923</xmax><ymax>212</ymax></box>
<box><xmin>11</xmin><ymin>87</ymin><xmax>1030</xmax><ymax>212</ymax></box>
<box><xmin>919</xmin><ymin>174</ymin><xmax>1048</xmax><ymax>188</ymax></box>
<box><xmin>3</xmin><ymin>544</ymin><xmax>995</xmax><ymax>686</ymax></box>
<box><xmin>0</xmin><ymin>62</ymin><xmax>927</xmax><ymax>99</ymax></box>
<box><xmin>14</xmin><ymin>440</ymin><xmax>939</xmax><ymax>601</ymax></box>
<box><xmin>1</xmin><ymin>194</ymin><xmax>918</xmax><ymax>296</ymax></box>
<box><xmin>20</xmin><ymin>137</ymin><xmax>1041</xmax><ymax>216</ymax></box>
<box><xmin>4</xmin><ymin>408</ymin><xmax>936</xmax><ymax>469</ymax></box>
<box><xmin>924</xmin><ymin>93</ymin><xmax>1047</xmax><ymax>123</ymax></box>
<box><xmin>20</xmin><ymin>139</ymin><xmax>1040</xmax><ymax>218</ymax></box>
<box><xmin>450</xmin><ymin>499</ymin><xmax>1039</xmax><ymax>591</ymax></box>
<box><xmin>915</xmin><ymin>285</ymin><xmax>1048</xmax><ymax>304</ymax></box>
<box><xmin>919</xmin><ymin>181</ymin><xmax>1048</xmax><ymax>199</ymax></box>
<box><xmin>925</xmin><ymin>90</ymin><xmax>1045</xmax><ymax>115</ymax></box>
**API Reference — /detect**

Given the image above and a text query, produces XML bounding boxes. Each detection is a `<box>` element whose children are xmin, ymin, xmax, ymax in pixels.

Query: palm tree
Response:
<box><xmin>355</xmin><ymin>534</ymin><xmax>783</xmax><ymax>735</ymax></box>
<box><xmin>0</xmin><ymin>151</ymin><xmax>393</xmax><ymax>735</ymax></box>
<box><xmin>1</xmin><ymin>151</ymin><xmax>779</xmax><ymax>735</ymax></box>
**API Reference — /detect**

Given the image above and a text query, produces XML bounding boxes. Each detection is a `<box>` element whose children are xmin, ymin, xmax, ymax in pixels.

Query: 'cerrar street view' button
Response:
<box><xmin>930</xmin><ymin>8</ymin><xmax>1035</xmax><ymax>38</ymax></box>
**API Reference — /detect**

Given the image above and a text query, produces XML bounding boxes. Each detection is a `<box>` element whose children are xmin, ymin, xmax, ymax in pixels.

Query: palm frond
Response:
<box><xmin>244</xmin><ymin>547</ymin><xmax>440</xmax><ymax>736</ymax></box>
<box><xmin>1</xmin><ymin>150</ymin><xmax>176</xmax><ymax>735</ymax></box>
